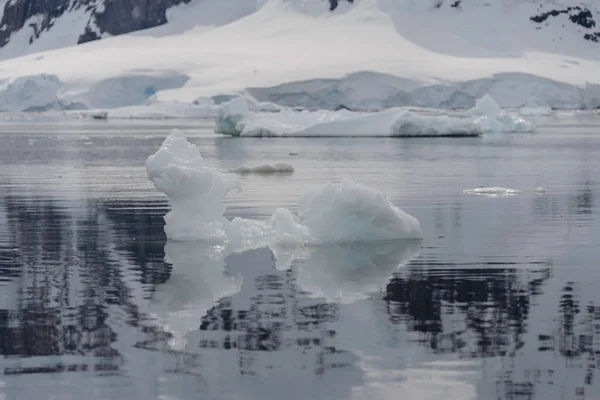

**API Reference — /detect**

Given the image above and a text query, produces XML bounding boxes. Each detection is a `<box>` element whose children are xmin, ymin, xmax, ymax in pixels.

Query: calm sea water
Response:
<box><xmin>0</xmin><ymin>115</ymin><xmax>599</xmax><ymax>400</ymax></box>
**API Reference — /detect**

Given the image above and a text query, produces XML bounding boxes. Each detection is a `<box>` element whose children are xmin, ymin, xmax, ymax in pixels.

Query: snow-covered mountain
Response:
<box><xmin>0</xmin><ymin>0</ymin><xmax>599</xmax><ymax>112</ymax></box>
<box><xmin>0</xmin><ymin>0</ymin><xmax>599</xmax><ymax>61</ymax></box>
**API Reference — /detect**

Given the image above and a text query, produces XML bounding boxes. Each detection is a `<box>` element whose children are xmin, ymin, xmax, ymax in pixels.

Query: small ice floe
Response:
<box><xmin>228</xmin><ymin>162</ymin><xmax>294</xmax><ymax>174</ymax></box>
<box><xmin>463</xmin><ymin>187</ymin><xmax>523</xmax><ymax>197</ymax></box>
<box><xmin>464</xmin><ymin>186</ymin><xmax>547</xmax><ymax>197</ymax></box>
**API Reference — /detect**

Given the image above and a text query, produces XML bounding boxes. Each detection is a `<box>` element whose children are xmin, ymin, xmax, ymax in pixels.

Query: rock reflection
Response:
<box><xmin>385</xmin><ymin>261</ymin><xmax>552</xmax><ymax>357</ymax></box>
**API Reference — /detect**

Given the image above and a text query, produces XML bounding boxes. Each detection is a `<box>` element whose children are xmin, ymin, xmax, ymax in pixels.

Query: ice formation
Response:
<box><xmin>298</xmin><ymin>180</ymin><xmax>422</xmax><ymax>242</ymax></box>
<box><xmin>229</xmin><ymin>162</ymin><xmax>294</xmax><ymax>174</ymax></box>
<box><xmin>214</xmin><ymin>97</ymin><xmax>251</xmax><ymax>136</ymax></box>
<box><xmin>215</xmin><ymin>97</ymin><xmax>482</xmax><ymax>137</ymax></box>
<box><xmin>463</xmin><ymin>187</ymin><xmax>523</xmax><ymax>197</ymax></box>
<box><xmin>469</xmin><ymin>95</ymin><xmax>536</xmax><ymax>133</ymax></box>
<box><xmin>146</xmin><ymin>129</ymin><xmax>423</xmax><ymax>245</ymax></box>
<box><xmin>464</xmin><ymin>186</ymin><xmax>547</xmax><ymax>197</ymax></box>
<box><xmin>145</xmin><ymin>129</ymin><xmax>242</xmax><ymax>241</ymax></box>
<box><xmin>518</xmin><ymin>98</ymin><xmax>554</xmax><ymax>116</ymax></box>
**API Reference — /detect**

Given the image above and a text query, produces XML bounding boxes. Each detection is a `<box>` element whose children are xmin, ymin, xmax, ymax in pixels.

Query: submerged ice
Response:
<box><xmin>146</xmin><ymin>130</ymin><xmax>423</xmax><ymax>245</ymax></box>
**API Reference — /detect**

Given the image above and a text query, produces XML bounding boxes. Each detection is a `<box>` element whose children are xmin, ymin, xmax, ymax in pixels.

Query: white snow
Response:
<box><xmin>146</xmin><ymin>129</ymin><xmax>423</xmax><ymax>244</ymax></box>
<box><xmin>229</xmin><ymin>162</ymin><xmax>294</xmax><ymax>174</ymax></box>
<box><xmin>469</xmin><ymin>95</ymin><xmax>537</xmax><ymax>133</ymax></box>
<box><xmin>0</xmin><ymin>0</ymin><xmax>599</xmax><ymax>112</ymax></box>
<box><xmin>216</xmin><ymin>97</ymin><xmax>482</xmax><ymax>137</ymax></box>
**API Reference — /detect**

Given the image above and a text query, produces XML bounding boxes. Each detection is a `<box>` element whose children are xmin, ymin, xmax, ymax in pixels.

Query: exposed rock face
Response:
<box><xmin>529</xmin><ymin>5</ymin><xmax>600</xmax><ymax>43</ymax></box>
<box><xmin>0</xmin><ymin>0</ymin><xmax>193</xmax><ymax>48</ymax></box>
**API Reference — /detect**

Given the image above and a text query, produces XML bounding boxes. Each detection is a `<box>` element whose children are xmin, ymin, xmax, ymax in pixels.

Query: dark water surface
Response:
<box><xmin>0</xmin><ymin>118</ymin><xmax>599</xmax><ymax>400</ymax></box>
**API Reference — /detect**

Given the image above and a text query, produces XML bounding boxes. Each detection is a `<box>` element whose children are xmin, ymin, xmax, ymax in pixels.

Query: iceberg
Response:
<box><xmin>469</xmin><ymin>95</ymin><xmax>536</xmax><ymax>133</ymax></box>
<box><xmin>146</xmin><ymin>129</ymin><xmax>423</xmax><ymax>245</ymax></box>
<box><xmin>215</xmin><ymin>97</ymin><xmax>482</xmax><ymax>137</ymax></box>
<box><xmin>145</xmin><ymin>129</ymin><xmax>241</xmax><ymax>242</ymax></box>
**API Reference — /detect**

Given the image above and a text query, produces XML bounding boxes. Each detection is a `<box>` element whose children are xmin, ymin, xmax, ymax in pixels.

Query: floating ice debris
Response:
<box><xmin>531</xmin><ymin>187</ymin><xmax>547</xmax><ymax>194</ymax></box>
<box><xmin>469</xmin><ymin>95</ymin><xmax>536</xmax><ymax>133</ymax></box>
<box><xmin>298</xmin><ymin>179</ymin><xmax>422</xmax><ymax>242</ymax></box>
<box><xmin>464</xmin><ymin>186</ymin><xmax>547</xmax><ymax>197</ymax></box>
<box><xmin>463</xmin><ymin>187</ymin><xmax>523</xmax><ymax>197</ymax></box>
<box><xmin>146</xmin><ymin>129</ymin><xmax>423</xmax><ymax>244</ymax></box>
<box><xmin>229</xmin><ymin>162</ymin><xmax>294</xmax><ymax>174</ymax></box>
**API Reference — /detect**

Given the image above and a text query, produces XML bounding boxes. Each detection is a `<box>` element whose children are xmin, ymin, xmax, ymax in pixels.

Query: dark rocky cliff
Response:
<box><xmin>0</xmin><ymin>0</ymin><xmax>194</xmax><ymax>47</ymax></box>
<box><xmin>0</xmin><ymin>0</ymin><xmax>353</xmax><ymax>49</ymax></box>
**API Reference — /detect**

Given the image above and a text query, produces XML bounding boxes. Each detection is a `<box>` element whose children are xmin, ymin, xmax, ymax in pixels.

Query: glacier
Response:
<box><xmin>0</xmin><ymin>0</ymin><xmax>598</xmax><ymax>113</ymax></box>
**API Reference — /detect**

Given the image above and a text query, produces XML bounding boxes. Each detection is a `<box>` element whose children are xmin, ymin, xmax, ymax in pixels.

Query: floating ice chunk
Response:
<box><xmin>215</xmin><ymin>97</ymin><xmax>251</xmax><ymax>135</ymax></box>
<box><xmin>269</xmin><ymin>208</ymin><xmax>311</xmax><ymax>245</ymax></box>
<box><xmin>532</xmin><ymin>187</ymin><xmax>547</xmax><ymax>194</ymax></box>
<box><xmin>298</xmin><ymin>179</ymin><xmax>423</xmax><ymax>242</ymax></box>
<box><xmin>146</xmin><ymin>130</ymin><xmax>423</xmax><ymax>244</ymax></box>
<box><xmin>145</xmin><ymin>129</ymin><xmax>240</xmax><ymax>241</ymax></box>
<box><xmin>469</xmin><ymin>95</ymin><xmax>536</xmax><ymax>133</ymax></box>
<box><xmin>229</xmin><ymin>162</ymin><xmax>294</xmax><ymax>174</ymax></box>
<box><xmin>473</xmin><ymin>114</ymin><xmax>536</xmax><ymax>133</ymax></box>
<box><xmin>463</xmin><ymin>187</ymin><xmax>523</xmax><ymax>197</ymax></box>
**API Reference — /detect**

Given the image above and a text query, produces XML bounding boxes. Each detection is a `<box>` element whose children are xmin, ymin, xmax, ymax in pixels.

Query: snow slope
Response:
<box><xmin>0</xmin><ymin>0</ymin><xmax>599</xmax><ymax>111</ymax></box>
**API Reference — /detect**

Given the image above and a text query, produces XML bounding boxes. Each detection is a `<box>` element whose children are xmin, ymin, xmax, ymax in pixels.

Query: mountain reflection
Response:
<box><xmin>1</xmin><ymin>195</ymin><xmax>600</xmax><ymax>399</ymax></box>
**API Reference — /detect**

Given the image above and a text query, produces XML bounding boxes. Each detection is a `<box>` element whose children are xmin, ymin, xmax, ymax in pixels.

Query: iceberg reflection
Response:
<box><xmin>296</xmin><ymin>240</ymin><xmax>422</xmax><ymax>303</ymax></box>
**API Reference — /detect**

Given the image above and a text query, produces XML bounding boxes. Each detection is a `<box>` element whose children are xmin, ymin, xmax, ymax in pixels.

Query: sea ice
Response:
<box><xmin>146</xmin><ymin>129</ymin><xmax>423</xmax><ymax>245</ymax></box>
<box><xmin>469</xmin><ymin>95</ymin><xmax>536</xmax><ymax>133</ymax></box>
<box><xmin>463</xmin><ymin>187</ymin><xmax>523</xmax><ymax>197</ymax></box>
<box><xmin>145</xmin><ymin>129</ymin><xmax>240</xmax><ymax>241</ymax></box>
<box><xmin>216</xmin><ymin>98</ymin><xmax>481</xmax><ymax>137</ymax></box>
<box><xmin>229</xmin><ymin>162</ymin><xmax>294</xmax><ymax>174</ymax></box>
<box><xmin>464</xmin><ymin>186</ymin><xmax>547</xmax><ymax>197</ymax></box>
